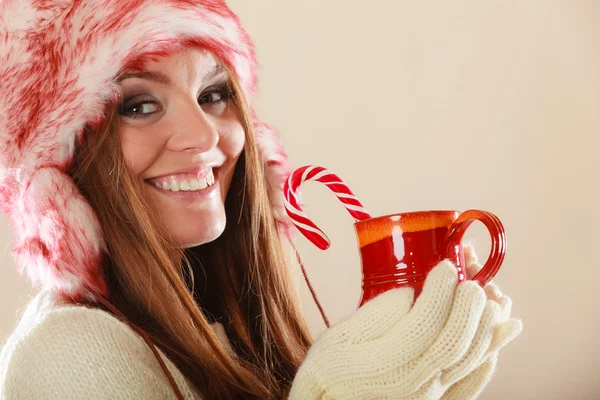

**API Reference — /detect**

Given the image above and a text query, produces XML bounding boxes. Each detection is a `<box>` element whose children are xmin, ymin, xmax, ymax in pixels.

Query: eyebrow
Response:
<box><xmin>117</xmin><ymin>63</ymin><xmax>226</xmax><ymax>85</ymax></box>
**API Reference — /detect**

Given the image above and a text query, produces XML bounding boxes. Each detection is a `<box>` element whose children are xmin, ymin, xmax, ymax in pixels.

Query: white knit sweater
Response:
<box><xmin>0</xmin><ymin>289</ymin><xmax>234</xmax><ymax>399</ymax></box>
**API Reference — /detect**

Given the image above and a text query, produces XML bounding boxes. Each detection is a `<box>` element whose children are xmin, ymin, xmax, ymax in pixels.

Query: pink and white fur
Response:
<box><xmin>0</xmin><ymin>0</ymin><xmax>291</xmax><ymax>300</ymax></box>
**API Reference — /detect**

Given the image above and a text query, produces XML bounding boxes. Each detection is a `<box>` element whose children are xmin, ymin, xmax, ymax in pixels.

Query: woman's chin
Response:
<box><xmin>175</xmin><ymin>216</ymin><xmax>227</xmax><ymax>248</ymax></box>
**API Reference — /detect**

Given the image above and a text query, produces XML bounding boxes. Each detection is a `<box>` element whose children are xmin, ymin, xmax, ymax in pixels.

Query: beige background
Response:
<box><xmin>1</xmin><ymin>1</ymin><xmax>599</xmax><ymax>398</ymax></box>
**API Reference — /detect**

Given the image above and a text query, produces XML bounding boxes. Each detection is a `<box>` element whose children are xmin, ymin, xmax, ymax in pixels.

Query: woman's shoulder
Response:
<box><xmin>0</xmin><ymin>289</ymin><xmax>148</xmax><ymax>370</ymax></box>
<box><xmin>0</xmin><ymin>289</ymin><xmax>200</xmax><ymax>399</ymax></box>
<box><xmin>1</xmin><ymin>289</ymin><xmax>126</xmax><ymax>354</ymax></box>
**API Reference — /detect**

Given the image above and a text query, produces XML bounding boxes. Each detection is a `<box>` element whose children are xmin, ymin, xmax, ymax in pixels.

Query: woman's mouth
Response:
<box><xmin>145</xmin><ymin>168</ymin><xmax>220</xmax><ymax>201</ymax></box>
<box><xmin>147</xmin><ymin>168</ymin><xmax>216</xmax><ymax>192</ymax></box>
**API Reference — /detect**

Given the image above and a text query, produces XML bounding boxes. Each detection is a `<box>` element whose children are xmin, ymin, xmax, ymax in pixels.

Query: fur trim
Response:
<box><xmin>253</xmin><ymin>120</ymin><xmax>293</xmax><ymax>238</ymax></box>
<box><xmin>0</xmin><ymin>0</ymin><xmax>292</xmax><ymax>299</ymax></box>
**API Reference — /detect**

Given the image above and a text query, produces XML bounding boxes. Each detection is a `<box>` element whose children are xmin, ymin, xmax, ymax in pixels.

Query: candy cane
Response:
<box><xmin>284</xmin><ymin>165</ymin><xmax>372</xmax><ymax>250</ymax></box>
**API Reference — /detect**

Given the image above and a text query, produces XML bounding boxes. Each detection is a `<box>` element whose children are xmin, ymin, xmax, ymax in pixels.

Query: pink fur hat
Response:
<box><xmin>0</xmin><ymin>0</ymin><xmax>291</xmax><ymax>300</ymax></box>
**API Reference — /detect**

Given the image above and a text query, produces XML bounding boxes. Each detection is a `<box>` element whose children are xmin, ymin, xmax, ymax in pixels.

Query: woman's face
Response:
<box><xmin>117</xmin><ymin>48</ymin><xmax>245</xmax><ymax>247</ymax></box>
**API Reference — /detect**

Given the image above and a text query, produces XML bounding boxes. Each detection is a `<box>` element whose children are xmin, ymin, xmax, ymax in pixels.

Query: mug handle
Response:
<box><xmin>446</xmin><ymin>210</ymin><xmax>506</xmax><ymax>286</ymax></box>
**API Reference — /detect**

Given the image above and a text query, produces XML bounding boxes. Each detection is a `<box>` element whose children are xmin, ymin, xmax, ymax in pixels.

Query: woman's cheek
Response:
<box><xmin>120</xmin><ymin>129</ymin><xmax>160</xmax><ymax>176</ymax></box>
<box><xmin>220</xmin><ymin>122</ymin><xmax>245</xmax><ymax>159</ymax></box>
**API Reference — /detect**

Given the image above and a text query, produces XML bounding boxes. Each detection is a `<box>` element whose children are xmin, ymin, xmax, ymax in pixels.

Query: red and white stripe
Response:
<box><xmin>284</xmin><ymin>165</ymin><xmax>372</xmax><ymax>250</ymax></box>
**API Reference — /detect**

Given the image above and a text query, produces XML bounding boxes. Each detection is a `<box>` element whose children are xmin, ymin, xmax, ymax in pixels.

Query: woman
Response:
<box><xmin>0</xmin><ymin>1</ymin><xmax>522</xmax><ymax>399</ymax></box>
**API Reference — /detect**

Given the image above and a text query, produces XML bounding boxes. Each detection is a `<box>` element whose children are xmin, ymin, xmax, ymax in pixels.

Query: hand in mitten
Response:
<box><xmin>289</xmin><ymin>258</ymin><xmax>522</xmax><ymax>400</ymax></box>
<box><xmin>440</xmin><ymin>246</ymin><xmax>522</xmax><ymax>400</ymax></box>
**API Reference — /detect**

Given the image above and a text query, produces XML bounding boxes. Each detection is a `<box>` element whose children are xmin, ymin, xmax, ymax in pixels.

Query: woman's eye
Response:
<box><xmin>119</xmin><ymin>100</ymin><xmax>161</xmax><ymax>119</ymax></box>
<box><xmin>199</xmin><ymin>92</ymin><xmax>223</xmax><ymax>104</ymax></box>
<box><xmin>198</xmin><ymin>85</ymin><xmax>233</xmax><ymax>106</ymax></box>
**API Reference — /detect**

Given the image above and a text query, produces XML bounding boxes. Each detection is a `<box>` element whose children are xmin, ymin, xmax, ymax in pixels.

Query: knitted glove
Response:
<box><xmin>289</xmin><ymin>258</ymin><xmax>522</xmax><ymax>400</ymax></box>
<box><xmin>441</xmin><ymin>245</ymin><xmax>521</xmax><ymax>399</ymax></box>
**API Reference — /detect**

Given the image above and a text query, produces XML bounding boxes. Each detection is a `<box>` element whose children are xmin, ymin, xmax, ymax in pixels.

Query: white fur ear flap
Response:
<box><xmin>7</xmin><ymin>168</ymin><xmax>107</xmax><ymax>300</ymax></box>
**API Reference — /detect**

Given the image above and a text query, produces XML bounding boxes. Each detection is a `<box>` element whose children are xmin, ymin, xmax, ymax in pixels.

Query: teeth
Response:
<box><xmin>152</xmin><ymin>170</ymin><xmax>215</xmax><ymax>192</ymax></box>
<box><xmin>197</xmin><ymin>178</ymin><xmax>208</xmax><ymax>190</ymax></box>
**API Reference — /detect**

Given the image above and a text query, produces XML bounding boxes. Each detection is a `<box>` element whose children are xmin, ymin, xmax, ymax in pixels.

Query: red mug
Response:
<box><xmin>354</xmin><ymin>210</ymin><xmax>506</xmax><ymax>307</ymax></box>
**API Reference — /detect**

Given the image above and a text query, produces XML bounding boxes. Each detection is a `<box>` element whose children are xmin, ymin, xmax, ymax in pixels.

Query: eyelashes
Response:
<box><xmin>197</xmin><ymin>84</ymin><xmax>234</xmax><ymax>106</ymax></box>
<box><xmin>118</xmin><ymin>83</ymin><xmax>235</xmax><ymax>120</ymax></box>
<box><xmin>119</xmin><ymin>95</ymin><xmax>159</xmax><ymax>118</ymax></box>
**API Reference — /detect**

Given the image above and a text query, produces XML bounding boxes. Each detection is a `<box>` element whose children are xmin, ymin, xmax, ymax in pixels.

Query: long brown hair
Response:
<box><xmin>68</xmin><ymin>67</ymin><xmax>313</xmax><ymax>399</ymax></box>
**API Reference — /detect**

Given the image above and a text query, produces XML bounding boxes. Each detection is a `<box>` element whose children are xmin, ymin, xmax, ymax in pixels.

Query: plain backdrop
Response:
<box><xmin>1</xmin><ymin>1</ymin><xmax>599</xmax><ymax>399</ymax></box>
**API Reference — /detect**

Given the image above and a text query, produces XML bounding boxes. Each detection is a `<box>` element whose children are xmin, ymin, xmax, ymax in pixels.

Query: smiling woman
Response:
<box><xmin>0</xmin><ymin>1</ymin><xmax>522</xmax><ymax>399</ymax></box>
<box><xmin>0</xmin><ymin>1</ymin><xmax>315</xmax><ymax>398</ymax></box>
<box><xmin>59</xmin><ymin>47</ymin><xmax>310</xmax><ymax>398</ymax></box>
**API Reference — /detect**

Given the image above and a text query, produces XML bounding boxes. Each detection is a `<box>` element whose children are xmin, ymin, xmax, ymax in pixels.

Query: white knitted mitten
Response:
<box><xmin>440</xmin><ymin>245</ymin><xmax>521</xmax><ymax>399</ymax></box>
<box><xmin>289</xmin><ymin>258</ymin><xmax>522</xmax><ymax>400</ymax></box>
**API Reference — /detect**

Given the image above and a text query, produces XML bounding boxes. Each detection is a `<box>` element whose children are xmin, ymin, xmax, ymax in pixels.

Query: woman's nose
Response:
<box><xmin>166</xmin><ymin>100</ymin><xmax>219</xmax><ymax>153</ymax></box>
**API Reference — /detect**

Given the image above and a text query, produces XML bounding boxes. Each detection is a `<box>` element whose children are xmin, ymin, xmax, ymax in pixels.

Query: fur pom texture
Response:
<box><xmin>0</xmin><ymin>0</ymin><xmax>291</xmax><ymax>299</ymax></box>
